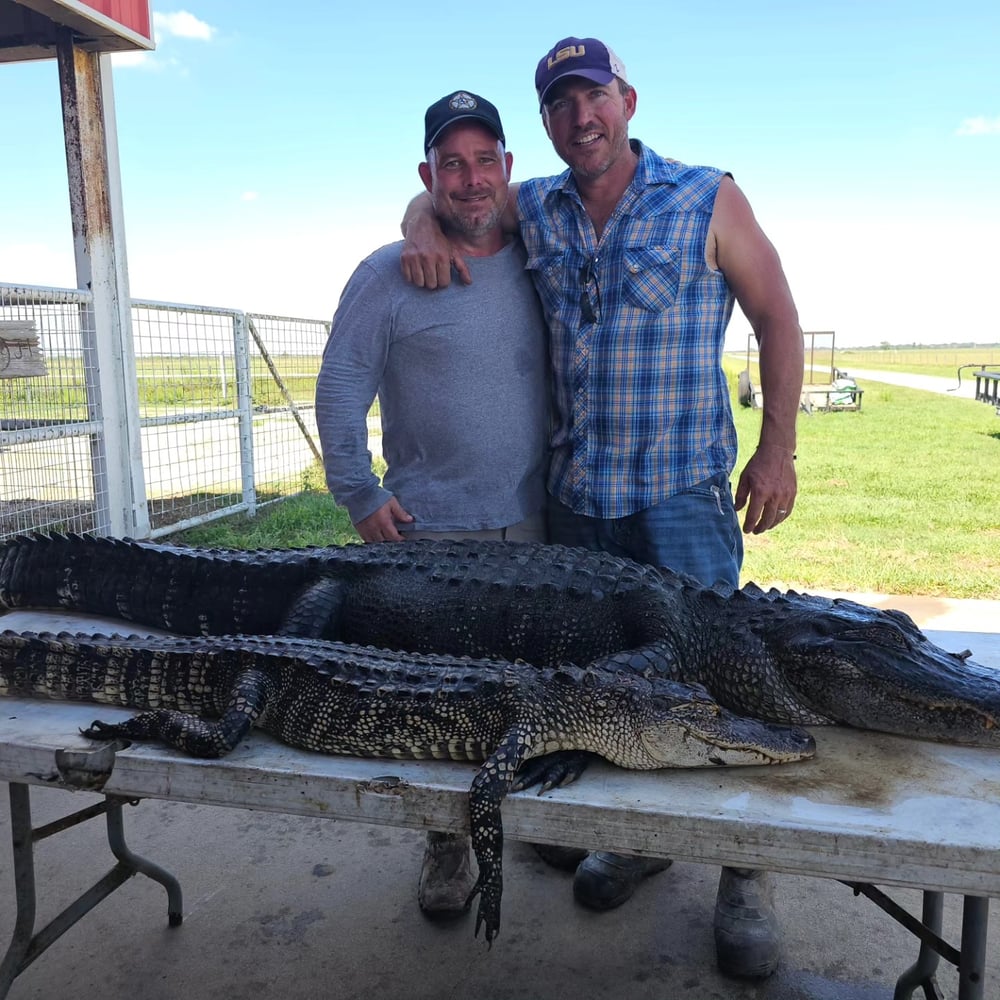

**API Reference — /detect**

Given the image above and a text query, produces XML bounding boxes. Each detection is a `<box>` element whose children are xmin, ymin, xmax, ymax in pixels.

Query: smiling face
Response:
<box><xmin>541</xmin><ymin>75</ymin><xmax>637</xmax><ymax>184</ymax></box>
<box><xmin>418</xmin><ymin>121</ymin><xmax>513</xmax><ymax>251</ymax></box>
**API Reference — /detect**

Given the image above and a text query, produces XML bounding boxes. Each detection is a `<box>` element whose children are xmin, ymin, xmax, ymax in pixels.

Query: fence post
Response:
<box><xmin>233</xmin><ymin>312</ymin><xmax>257</xmax><ymax>518</ymax></box>
<box><xmin>57</xmin><ymin>37</ymin><xmax>149</xmax><ymax>537</ymax></box>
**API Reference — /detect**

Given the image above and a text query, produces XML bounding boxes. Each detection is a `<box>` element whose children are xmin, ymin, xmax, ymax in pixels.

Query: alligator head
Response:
<box><xmin>613</xmin><ymin>674</ymin><xmax>816</xmax><ymax>768</ymax></box>
<box><xmin>737</xmin><ymin>590</ymin><xmax>1000</xmax><ymax>747</ymax></box>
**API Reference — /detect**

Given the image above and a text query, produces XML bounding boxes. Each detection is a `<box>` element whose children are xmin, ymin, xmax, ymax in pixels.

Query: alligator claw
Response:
<box><xmin>468</xmin><ymin>878</ymin><xmax>501</xmax><ymax>947</ymax></box>
<box><xmin>512</xmin><ymin>750</ymin><xmax>597</xmax><ymax>794</ymax></box>
<box><xmin>81</xmin><ymin>719</ymin><xmax>125</xmax><ymax>740</ymax></box>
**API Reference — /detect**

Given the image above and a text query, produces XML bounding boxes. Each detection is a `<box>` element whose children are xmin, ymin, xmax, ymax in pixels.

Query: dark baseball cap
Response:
<box><xmin>535</xmin><ymin>37</ymin><xmax>628</xmax><ymax>108</ymax></box>
<box><xmin>424</xmin><ymin>91</ymin><xmax>506</xmax><ymax>155</ymax></box>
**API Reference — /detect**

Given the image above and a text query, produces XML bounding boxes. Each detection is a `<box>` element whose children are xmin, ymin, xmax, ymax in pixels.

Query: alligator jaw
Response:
<box><xmin>772</xmin><ymin>625</ymin><xmax>1000</xmax><ymax>747</ymax></box>
<box><xmin>640</xmin><ymin>705</ymin><xmax>817</xmax><ymax>767</ymax></box>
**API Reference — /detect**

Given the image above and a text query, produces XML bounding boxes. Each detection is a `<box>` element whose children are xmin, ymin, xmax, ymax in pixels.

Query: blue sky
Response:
<box><xmin>2</xmin><ymin>1</ymin><xmax>998</xmax><ymax>347</ymax></box>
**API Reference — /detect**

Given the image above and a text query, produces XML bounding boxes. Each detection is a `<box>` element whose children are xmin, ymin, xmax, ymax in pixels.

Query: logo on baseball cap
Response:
<box><xmin>535</xmin><ymin>37</ymin><xmax>628</xmax><ymax>109</ymax></box>
<box><xmin>424</xmin><ymin>91</ymin><xmax>506</xmax><ymax>155</ymax></box>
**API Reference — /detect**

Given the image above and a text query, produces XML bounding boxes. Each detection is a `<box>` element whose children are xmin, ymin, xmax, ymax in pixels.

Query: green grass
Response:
<box><xmin>732</xmin><ymin>369</ymin><xmax>999</xmax><ymax>597</ymax></box>
<box><xmin>834</xmin><ymin>345</ymin><xmax>1000</xmax><ymax>381</ymax></box>
<box><xmin>176</xmin><ymin>371</ymin><xmax>1000</xmax><ymax>600</ymax></box>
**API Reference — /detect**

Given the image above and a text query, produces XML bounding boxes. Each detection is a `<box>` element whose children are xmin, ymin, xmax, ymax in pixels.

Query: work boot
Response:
<box><xmin>713</xmin><ymin>867</ymin><xmax>780</xmax><ymax>979</ymax></box>
<box><xmin>418</xmin><ymin>831</ymin><xmax>475</xmax><ymax>921</ymax></box>
<box><xmin>531</xmin><ymin>843</ymin><xmax>589</xmax><ymax>872</ymax></box>
<box><xmin>573</xmin><ymin>851</ymin><xmax>672</xmax><ymax>910</ymax></box>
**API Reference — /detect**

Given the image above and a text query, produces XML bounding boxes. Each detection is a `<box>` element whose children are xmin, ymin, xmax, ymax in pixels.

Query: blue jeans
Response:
<box><xmin>547</xmin><ymin>472</ymin><xmax>743</xmax><ymax>590</ymax></box>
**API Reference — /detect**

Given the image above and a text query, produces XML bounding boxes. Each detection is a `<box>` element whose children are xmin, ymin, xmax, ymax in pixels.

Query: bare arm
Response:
<box><xmin>710</xmin><ymin>176</ymin><xmax>804</xmax><ymax>535</ymax></box>
<box><xmin>399</xmin><ymin>183</ymin><xmax>522</xmax><ymax>289</ymax></box>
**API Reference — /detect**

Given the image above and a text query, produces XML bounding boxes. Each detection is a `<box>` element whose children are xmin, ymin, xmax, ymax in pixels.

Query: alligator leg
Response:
<box><xmin>466</xmin><ymin>726</ymin><xmax>538</xmax><ymax>946</ymax></box>
<box><xmin>81</xmin><ymin>669</ymin><xmax>276</xmax><ymax>758</ymax></box>
<box><xmin>279</xmin><ymin>577</ymin><xmax>347</xmax><ymax>639</ymax></box>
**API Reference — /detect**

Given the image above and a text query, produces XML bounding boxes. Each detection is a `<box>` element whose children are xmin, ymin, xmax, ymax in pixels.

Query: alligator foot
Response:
<box><xmin>511</xmin><ymin>750</ymin><xmax>597</xmax><ymax>793</ymax></box>
<box><xmin>82</xmin><ymin>717</ymin><xmax>148</xmax><ymax>741</ymax></box>
<box><xmin>81</xmin><ymin>709</ymin><xmax>240</xmax><ymax>758</ymax></box>
<box><xmin>467</xmin><ymin>876</ymin><xmax>501</xmax><ymax>946</ymax></box>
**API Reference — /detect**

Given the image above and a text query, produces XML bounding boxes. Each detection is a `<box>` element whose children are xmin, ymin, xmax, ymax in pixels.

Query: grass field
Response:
<box><xmin>831</xmin><ymin>344</ymin><xmax>1000</xmax><ymax>381</ymax></box>
<box><xmin>177</xmin><ymin>356</ymin><xmax>1000</xmax><ymax>601</ymax></box>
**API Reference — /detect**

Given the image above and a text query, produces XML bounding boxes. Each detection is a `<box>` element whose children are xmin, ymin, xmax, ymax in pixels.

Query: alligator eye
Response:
<box><xmin>844</xmin><ymin>625</ymin><xmax>909</xmax><ymax>649</ymax></box>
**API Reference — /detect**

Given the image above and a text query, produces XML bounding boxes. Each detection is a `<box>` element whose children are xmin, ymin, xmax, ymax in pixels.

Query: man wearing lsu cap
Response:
<box><xmin>315</xmin><ymin>92</ymin><xmax>549</xmax><ymax>916</ymax></box>
<box><xmin>401</xmin><ymin>40</ymin><xmax>804</xmax><ymax>979</ymax></box>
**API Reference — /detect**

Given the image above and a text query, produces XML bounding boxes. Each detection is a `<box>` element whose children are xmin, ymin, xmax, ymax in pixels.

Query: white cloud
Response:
<box><xmin>153</xmin><ymin>11</ymin><xmax>216</xmax><ymax>42</ymax></box>
<box><xmin>240</xmin><ymin>191</ymin><xmax>260</xmax><ymax>202</ymax></box>
<box><xmin>955</xmin><ymin>116</ymin><xmax>1000</xmax><ymax>136</ymax></box>
<box><xmin>111</xmin><ymin>49</ymin><xmax>153</xmax><ymax>68</ymax></box>
<box><xmin>112</xmin><ymin>11</ymin><xmax>213</xmax><ymax>71</ymax></box>
<box><xmin>111</xmin><ymin>50</ymin><xmax>181</xmax><ymax>71</ymax></box>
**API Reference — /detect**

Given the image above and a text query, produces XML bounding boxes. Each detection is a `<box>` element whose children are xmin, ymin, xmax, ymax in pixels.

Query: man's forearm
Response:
<box><xmin>755</xmin><ymin>321</ymin><xmax>804</xmax><ymax>454</ymax></box>
<box><xmin>401</xmin><ymin>191</ymin><xmax>436</xmax><ymax>237</ymax></box>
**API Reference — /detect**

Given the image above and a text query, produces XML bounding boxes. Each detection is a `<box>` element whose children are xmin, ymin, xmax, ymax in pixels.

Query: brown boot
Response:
<box><xmin>418</xmin><ymin>831</ymin><xmax>475</xmax><ymax>921</ymax></box>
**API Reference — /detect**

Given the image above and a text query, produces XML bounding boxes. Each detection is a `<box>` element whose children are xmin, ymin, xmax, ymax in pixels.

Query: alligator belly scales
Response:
<box><xmin>2</xmin><ymin>533</ymin><xmax>1000</xmax><ymax>941</ymax></box>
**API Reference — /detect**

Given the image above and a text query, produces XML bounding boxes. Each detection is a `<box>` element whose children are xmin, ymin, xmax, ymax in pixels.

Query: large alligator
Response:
<box><xmin>0</xmin><ymin>629</ymin><xmax>814</xmax><ymax>943</ymax></box>
<box><xmin>1</xmin><ymin>532</ymin><xmax>998</xmax><ymax>747</ymax></box>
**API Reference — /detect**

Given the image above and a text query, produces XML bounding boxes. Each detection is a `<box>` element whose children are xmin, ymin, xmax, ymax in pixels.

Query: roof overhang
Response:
<box><xmin>0</xmin><ymin>0</ymin><xmax>153</xmax><ymax>63</ymax></box>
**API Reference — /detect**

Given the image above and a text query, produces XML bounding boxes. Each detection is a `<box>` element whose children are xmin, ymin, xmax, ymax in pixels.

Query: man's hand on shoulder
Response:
<box><xmin>400</xmin><ymin>192</ymin><xmax>470</xmax><ymax>288</ymax></box>
<box><xmin>355</xmin><ymin>498</ymin><xmax>415</xmax><ymax>543</ymax></box>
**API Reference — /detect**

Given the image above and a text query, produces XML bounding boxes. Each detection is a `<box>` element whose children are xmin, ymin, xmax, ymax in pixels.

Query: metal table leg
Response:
<box><xmin>957</xmin><ymin>895</ymin><xmax>989</xmax><ymax>1000</ymax></box>
<box><xmin>893</xmin><ymin>890</ymin><xmax>945</xmax><ymax>1000</ymax></box>
<box><xmin>855</xmin><ymin>886</ymin><xmax>990</xmax><ymax>1000</ymax></box>
<box><xmin>0</xmin><ymin>782</ymin><xmax>182</xmax><ymax>1000</ymax></box>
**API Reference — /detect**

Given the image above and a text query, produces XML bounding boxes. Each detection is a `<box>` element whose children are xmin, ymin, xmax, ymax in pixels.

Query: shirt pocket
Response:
<box><xmin>525</xmin><ymin>252</ymin><xmax>571</xmax><ymax>317</ymax></box>
<box><xmin>622</xmin><ymin>245</ymin><xmax>681</xmax><ymax>311</ymax></box>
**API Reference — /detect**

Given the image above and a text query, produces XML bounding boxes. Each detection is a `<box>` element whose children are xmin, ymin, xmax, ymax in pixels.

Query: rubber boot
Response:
<box><xmin>531</xmin><ymin>843</ymin><xmax>589</xmax><ymax>872</ymax></box>
<box><xmin>713</xmin><ymin>867</ymin><xmax>780</xmax><ymax>979</ymax></box>
<box><xmin>573</xmin><ymin>851</ymin><xmax>672</xmax><ymax>910</ymax></box>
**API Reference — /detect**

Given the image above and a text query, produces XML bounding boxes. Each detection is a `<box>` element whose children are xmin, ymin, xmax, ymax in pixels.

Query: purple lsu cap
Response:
<box><xmin>534</xmin><ymin>37</ymin><xmax>628</xmax><ymax>108</ymax></box>
<box><xmin>424</xmin><ymin>90</ymin><xmax>506</xmax><ymax>155</ymax></box>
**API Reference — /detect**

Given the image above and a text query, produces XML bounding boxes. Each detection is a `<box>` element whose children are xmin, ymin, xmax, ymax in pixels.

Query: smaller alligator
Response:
<box><xmin>0</xmin><ymin>629</ymin><xmax>815</xmax><ymax>944</ymax></box>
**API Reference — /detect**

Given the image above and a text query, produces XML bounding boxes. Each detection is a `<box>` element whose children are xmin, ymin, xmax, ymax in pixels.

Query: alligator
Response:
<box><xmin>0</xmin><ymin>629</ymin><xmax>814</xmax><ymax>943</ymax></box>
<box><xmin>2</xmin><ymin>532</ymin><xmax>998</xmax><ymax>749</ymax></box>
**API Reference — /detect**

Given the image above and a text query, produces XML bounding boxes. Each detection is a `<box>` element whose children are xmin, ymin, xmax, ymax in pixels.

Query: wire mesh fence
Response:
<box><xmin>1</xmin><ymin>283</ymin><xmax>330</xmax><ymax>540</ymax></box>
<box><xmin>0</xmin><ymin>286</ymin><xmax>106</xmax><ymax>537</ymax></box>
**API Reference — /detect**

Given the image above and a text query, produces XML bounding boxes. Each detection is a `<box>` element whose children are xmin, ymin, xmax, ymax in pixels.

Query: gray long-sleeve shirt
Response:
<box><xmin>316</xmin><ymin>239</ymin><xmax>549</xmax><ymax>532</ymax></box>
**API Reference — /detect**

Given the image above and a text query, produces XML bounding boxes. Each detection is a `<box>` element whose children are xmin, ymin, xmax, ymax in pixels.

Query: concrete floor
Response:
<box><xmin>2</xmin><ymin>602</ymin><xmax>999</xmax><ymax>1000</ymax></box>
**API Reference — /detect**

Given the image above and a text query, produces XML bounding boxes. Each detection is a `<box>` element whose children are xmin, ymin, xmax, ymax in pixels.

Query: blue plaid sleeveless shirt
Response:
<box><xmin>518</xmin><ymin>141</ymin><xmax>738</xmax><ymax>518</ymax></box>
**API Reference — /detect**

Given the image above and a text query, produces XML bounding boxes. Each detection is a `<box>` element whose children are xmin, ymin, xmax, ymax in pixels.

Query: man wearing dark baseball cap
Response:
<box><xmin>423</xmin><ymin>90</ymin><xmax>506</xmax><ymax>154</ymax></box>
<box><xmin>318</xmin><ymin>92</ymin><xmax>550</xmax><ymax>918</ymax></box>
<box><xmin>400</xmin><ymin>40</ymin><xmax>803</xmax><ymax>980</ymax></box>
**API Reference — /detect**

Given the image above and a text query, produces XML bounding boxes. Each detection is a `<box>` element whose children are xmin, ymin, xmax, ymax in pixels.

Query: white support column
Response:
<box><xmin>57</xmin><ymin>32</ymin><xmax>150</xmax><ymax>538</ymax></box>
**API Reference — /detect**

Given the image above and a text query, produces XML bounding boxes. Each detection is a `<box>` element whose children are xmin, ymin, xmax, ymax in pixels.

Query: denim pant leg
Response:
<box><xmin>547</xmin><ymin>472</ymin><xmax>743</xmax><ymax>590</ymax></box>
<box><xmin>548</xmin><ymin>500</ymin><xmax>632</xmax><ymax>559</ymax></box>
<box><xmin>621</xmin><ymin>472</ymin><xmax>743</xmax><ymax>590</ymax></box>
